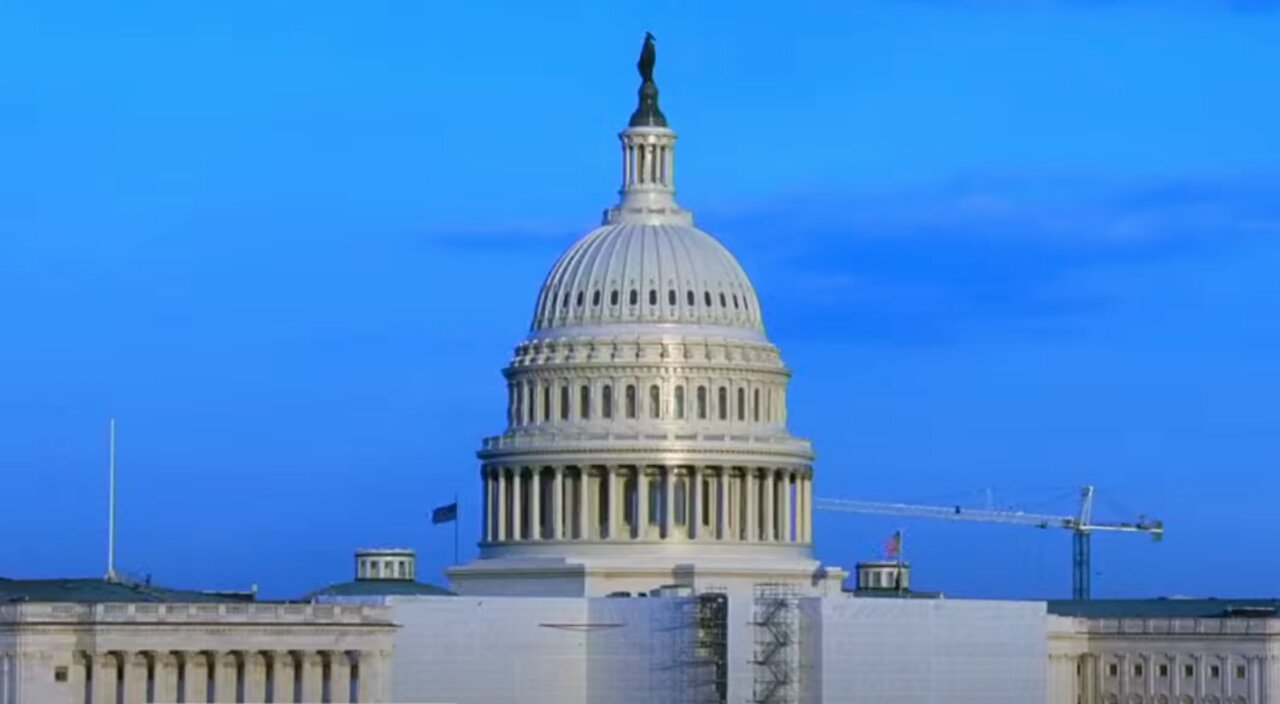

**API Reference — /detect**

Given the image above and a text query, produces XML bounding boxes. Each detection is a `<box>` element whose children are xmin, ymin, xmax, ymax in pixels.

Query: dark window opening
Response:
<box><xmin>602</xmin><ymin>385</ymin><xmax>614</xmax><ymax>419</ymax></box>
<box><xmin>719</xmin><ymin>293</ymin><xmax>727</xmax><ymax>308</ymax></box>
<box><xmin>561</xmin><ymin>386</ymin><xmax>570</xmax><ymax>420</ymax></box>
<box><xmin>592</xmin><ymin>290</ymin><xmax>601</xmax><ymax>306</ymax></box>
<box><xmin>611</xmin><ymin>290</ymin><xmax>620</xmax><ymax>306</ymax></box>
<box><xmin>580</xmin><ymin>385</ymin><xmax>591</xmax><ymax>419</ymax></box>
<box><xmin>625</xmin><ymin>385</ymin><xmax>637</xmax><ymax>418</ymax></box>
<box><xmin>576</xmin><ymin>291</ymin><xmax>584</xmax><ymax>307</ymax></box>
<box><xmin>697</xmin><ymin>386</ymin><xmax>707</xmax><ymax>419</ymax></box>
<box><xmin>562</xmin><ymin>292</ymin><xmax>570</xmax><ymax>309</ymax></box>
<box><xmin>687</xmin><ymin>291</ymin><xmax>695</xmax><ymax>305</ymax></box>
<box><xmin>668</xmin><ymin>290</ymin><xmax>677</xmax><ymax>305</ymax></box>
<box><xmin>649</xmin><ymin>385</ymin><xmax>661</xmax><ymax>419</ymax></box>
<box><xmin>737</xmin><ymin>387</ymin><xmax>745</xmax><ymax>421</ymax></box>
<box><xmin>704</xmin><ymin>292</ymin><xmax>712</xmax><ymax>307</ymax></box>
<box><xmin>718</xmin><ymin>387</ymin><xmax>728</xmax><ymax>420</ymax></box>
<box><xmin>649</xmin><ymin>289</ymin><xmax>657</xmax><ymax>305</ymax></box>
<box><xmin>629</xmin><ymin>289</ymin><xmax>638</xmax><ymax>305</ymax></box>
<box><xmin>733</xmin><ymin>294</ymin><xmax>739</xmax><ymax>309</ymax></box>
<box><xmin>675</xmin><ymin>386</ymin><xmax>685</xmax><ymax>419</ymax></box>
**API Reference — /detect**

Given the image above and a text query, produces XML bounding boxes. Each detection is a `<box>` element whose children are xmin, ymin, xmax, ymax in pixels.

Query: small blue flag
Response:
<box><xmin>432</xmin><ymin>502</ymin><xmax>458</xmax><ymax>524</ymax></box>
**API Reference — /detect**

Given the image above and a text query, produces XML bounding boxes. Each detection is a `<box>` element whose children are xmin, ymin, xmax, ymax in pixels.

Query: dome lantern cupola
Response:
<box><xmin>606</xmin><ymin>32</ymin><xmax>690</xmax><ymax>227</ymax></box>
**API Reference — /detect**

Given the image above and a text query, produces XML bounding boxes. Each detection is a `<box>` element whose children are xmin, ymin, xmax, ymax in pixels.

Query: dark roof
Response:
<box><xmin>1048</xmin><ymin>598</ymin><xmax>1280</xmax><ymax>619</ymax></box>
<box><xmin>304</xmin><ymin>579</ymin><xmax>453</xmax><ymax>600</ymax></box>
<box><xmin>0</xmin><ymin>578</ymin><xmax>251</xmax><ymax>604</ymax></box>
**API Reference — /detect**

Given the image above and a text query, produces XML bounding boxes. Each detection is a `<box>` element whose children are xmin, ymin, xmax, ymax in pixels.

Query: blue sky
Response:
<box><xmin>2</xmin><ymin>0</ymin><xmax>1278</xmax><ymax>600</ymax></box>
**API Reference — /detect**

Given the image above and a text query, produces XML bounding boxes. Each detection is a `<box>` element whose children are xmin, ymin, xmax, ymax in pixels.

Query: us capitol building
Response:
<box><xmin>4</xmin><ymin>35</ymin><xmax>1280</xmax><ymax>704</ymax></box>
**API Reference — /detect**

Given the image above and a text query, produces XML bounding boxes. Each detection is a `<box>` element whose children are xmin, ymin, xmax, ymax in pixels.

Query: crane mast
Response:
<box><xmin>813</xmin><ymin>485</ymin><xmax>1163</xmax><ymax>600</ymax></box>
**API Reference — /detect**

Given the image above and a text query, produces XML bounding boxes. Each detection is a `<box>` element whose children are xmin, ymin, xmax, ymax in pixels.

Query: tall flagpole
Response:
<box><xmin>106</xmin><ymin>418</ymin><xmax>118</xmax><ymax>582</ymax></box>
<box><xmin>453</xmin><ymin>493</ymin><xmax>459</xmax><ymax>565</ymax></box>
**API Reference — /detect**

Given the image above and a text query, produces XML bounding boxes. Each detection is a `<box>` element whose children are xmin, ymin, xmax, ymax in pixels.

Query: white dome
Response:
<box><xmin>530</xmin><ymin>222</ymin><xmax>764</xmax><ymax>335</ymax></box>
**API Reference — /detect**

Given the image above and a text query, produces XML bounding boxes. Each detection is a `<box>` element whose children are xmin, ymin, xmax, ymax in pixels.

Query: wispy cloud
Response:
<box><xmin>703</xmin><ymin>174</ymin><xmax>1280</xmax><ymax>345</ymax></box>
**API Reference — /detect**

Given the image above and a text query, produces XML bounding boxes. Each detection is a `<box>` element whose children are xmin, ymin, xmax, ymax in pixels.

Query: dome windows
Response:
<box><xmin>717</xmin><ymin>387</ymin><xmax>728</xmax><ymax>420</ymax></box>
<box><xmin>625</xmin><ymin>385</ymin><xmax>637</xmax><ymax>419</ymax></box>
<box><xmin>649</xmin><ymin>289</ymin><xmax>657</xmax><ymax>305</ymax></box>
<box><xmin>686</xmin><ymin>291</ymin><xmax>694</xmax><ymax>306</ymax></box>
<box><xmin>611</xmin><ymin>290</ymin><xmax>620</xmax><ymax>306</ymax></box>
<box><xmin>576</xmin><ymin>291</ymin><xmax>585</xmax><ymax>307</ymax></box>
<box><xmin>592</xmin><ymin>290</ymin><xmax>601</xmax><ymax>306</ymax></box>
<box><xmin>737</xmin><ymin>387</ymin><xmax>746</xmax><ymax>421</ymax></box>
<box><xmin>629</xmin><ymin>289</ymin><xmax>638</xmax><ymax>306</ymax></box>
<box><xmin>561</xmin><ymin>385</ymin><xmax>571</xmax><ymax>421</ymax></box>
<box><xmin>562</xmin><ymin>292</ymin><xmax>570</xmax><ymax>309</ymax></box>
<box><xmin>649</xmin><ymin>385</ymin><xmax>661</xmax><ymax>419</ymax></box>
<box><xmin>668</xmin><ymin>290</ymin><xmax>676</xmax><ymax>306</ymax></box>
<box><xmin>719</xmin><ymin>293</ymin><xmax>727</xmax><ymax>308</ymax></box>
<box><xmin>696</xmin><ymin>386</ymin><xmax>707</xmax><ymax>419</ymax></box>
<box><xmin>580</xmin><ymin>385</ymin><xmax>591</xmax><ymax>419</ymax></box>
<box><xmin>674</xmin><ymin>386</ymin><xmax>685</xmax><ymax>419</ymax></box>
<box><xmin>602</xmin><ymin>385</ymin><xmax>614</xmax><ymax>419</ymax></box>
<box><xmin>704</xmin><ymin>292</ymin><xmax>712</xmax><ymax>307</ymax></box>
<box><xmin>732</xmin><ymin>294</ymin><xmax>739</xmax><ymax>310</ymax></box>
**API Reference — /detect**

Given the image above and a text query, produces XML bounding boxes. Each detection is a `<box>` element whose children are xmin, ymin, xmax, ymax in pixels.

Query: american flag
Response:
<box><xmin>884</xmin><ymin>530</ymin><xmax>902</xmax><ymax>560</ymax></box>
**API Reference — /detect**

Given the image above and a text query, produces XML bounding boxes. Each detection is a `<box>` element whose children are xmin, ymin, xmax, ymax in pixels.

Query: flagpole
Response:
<box><xmin>453</xmin><ymin>493</ymin><xmax>459</xmax><ymax>565</ymax></box>
<box><xmin>897</xmin><ymin>528</ymin><xmax>905</xmax><ymax>595</ymax></box>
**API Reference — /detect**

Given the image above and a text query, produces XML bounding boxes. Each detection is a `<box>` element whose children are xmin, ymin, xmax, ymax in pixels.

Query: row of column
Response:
<box><xmin>482</xmin><ymin>465</ymin><xmax>812</xmax><ymax>545</ymax></box>
<box><xmin>67</xmin><ymin>649</ymin><xmax>388</xmax><ymax>704</ymax></box>
<box><xmin>508</xmin><ymin>378</ymin><xmax>787</xmax><ymax>428</ymax></box>
<box><xmin>1080</xmin><ymin>652</ymin><xmax>1272</xmax><ymax>703</ymax></box>
<box><xmin>623</xmin><ymin>138</ymin><xmax>672</xmax><ymax>188</ymax></box>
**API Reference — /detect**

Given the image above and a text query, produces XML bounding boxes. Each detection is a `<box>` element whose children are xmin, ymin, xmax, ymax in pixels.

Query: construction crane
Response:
<box><xmin>813</xmin><ymin>485</ymin><xmax>1163</xmax><ymax>600</ymax></box>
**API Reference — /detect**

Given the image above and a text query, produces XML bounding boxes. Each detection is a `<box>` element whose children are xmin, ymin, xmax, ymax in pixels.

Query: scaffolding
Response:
<box><xmin>665</xmin><ymin>588</ymin><xmax>728</xmax><ymax>704</ymax></box>
<box><xmin>752</xmin><ymin>583</ymin><xmax>799</xmax><ymax>704</ymax></box>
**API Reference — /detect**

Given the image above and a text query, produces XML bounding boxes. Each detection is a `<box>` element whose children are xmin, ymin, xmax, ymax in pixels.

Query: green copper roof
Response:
<box><xmin>0</xmin><ymin>578</ymin><xmax>251</xmax><ymax>604</ymax></box>
<box><xmin>304</xmin><ymin>579</ymin><xmax>453</xmax><ymax>600</ymax></box>
<box><xmin>1048</xmin><ymin>598</ymin><xmax>1280</xmax><ymax>619</ymax></box>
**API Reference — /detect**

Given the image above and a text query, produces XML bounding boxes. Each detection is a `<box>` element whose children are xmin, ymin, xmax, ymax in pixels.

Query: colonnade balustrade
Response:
<box><xmin>481</xmin><ymin>465</ymin><xmax>813</xmax><ymax>545</ymax></box>
<box><xmin>69</xmin><ymin>648</ymin><xmax>388</xmax><ymax>704</ymax></box>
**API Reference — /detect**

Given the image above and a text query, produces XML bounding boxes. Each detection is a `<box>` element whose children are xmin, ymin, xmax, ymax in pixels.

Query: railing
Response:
<box><xmin>480</xmin><ymin>429</ymin><xmax>811</xmax><ymax>452</ymax></box>
<box><xmin>0</xmin><ymin>602</ymin><xmax>391</xmax><ymax>624</ymax></box>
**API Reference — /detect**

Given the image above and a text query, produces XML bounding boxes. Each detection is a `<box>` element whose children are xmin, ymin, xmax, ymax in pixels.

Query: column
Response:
<box><xmin>353</xmin><ymin>651</ymin><xmax>381</xmax><ymax>704</ymax></box>
<box><xmin>243</xmin><ymin>652</ymin><xmax>267</xmax><ymax>704</ymax></box>
<box><xmin>663</xmin><ymin>466</ymin><xmax>675</xmax><ymax>539</ymax></box>
<box><xmin>552</xmin><ymin>466</ymin><xmax>565</xmax><ymax>540</ymax></box>
<box><xmin>482</xmin><ymin>470</ymin><xmax>492</xmax><ymax>541</ymax></box>
<box><xmin>213</xmin><ymin>652</ymin><xmax>238</xmax><ymax>703</ymax></box>
<box><xmin>607</xmin><ymin>466</ymin><xmax>620</xmax><ymax>539</ymax></box>
<box><xmin>762</xmin><ymin>469</ymin><xmax>776</xmax><ymax>541</ymax></box>
<box><xmin>689</xmin><ymin>466</ymin><xmax>700</xmax><ymax>539</ymax></box>
<box><xmin>299</xmin><ymin>652</ymin><xmax>325</xmax><ymax>703</ymax></box>
<box><xmin>803</xmin><ymin>475</ymin><xmax>814</xmax><ymax>543</ymax></box>
<box><xmin>530</xmin><ymin>468</ymin><xmax>543</xmax><ymax>540</ymax></box>
<box><xmin>636</xmin><ymin>467</ymin><xmax>650</xmax><ymax>539</ymax></box>
<box><xmin>716</xmin><ymin>468</ymin><xmax>728</xmax><ymax>540</ymax></box>
<box><xmin>123</xmin><ymin>652</ymin><xmax>148</xmax><ymax>704</ymax></box>
<box><xmin>744</xmin><ymin>470</ymin><xmax>757</xmax><ymax>542</ymax></box>
<box><xmin>328</xmin><ymin>652</ymin><xmax>352</xmax><ymax>704</ymax></box>
<box><xmin>781</xmin><ymin>470</ymin><xmax>793</xmax><ymax>542</ymax></box>
<box><xmin>576</xmin><ymin>467</ymin><xmax>589</xmax><ymax>540</ymax></box>
<box><xmin>182</xmin><ymin>652</ymin><xmax>210</xmax><ymax>704</ymax></box>
<box><xmin>511</xmin><ymin>468</ymin><xmax>524</xmax><ymax>541</ymax></box>
<box><xmin>271</xmin><ymin>652</ymin><xmax>296</xmax><ymax>704</ymax></box>
<box><xmin>90</xmin><ymin>653</ymin><xmax>115</xmax><ymax>704</ymax></box>
<box><xmin>496</xmin><ymin>469</ymin><xmax>508</xmax><ymax>541</ymax></box>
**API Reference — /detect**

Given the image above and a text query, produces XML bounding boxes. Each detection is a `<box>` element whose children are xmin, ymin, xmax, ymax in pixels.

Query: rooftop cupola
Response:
<box><xmin>606</xmin><ymin>32</ymin><xmax>692</xmax><ymax>227</ymax></box>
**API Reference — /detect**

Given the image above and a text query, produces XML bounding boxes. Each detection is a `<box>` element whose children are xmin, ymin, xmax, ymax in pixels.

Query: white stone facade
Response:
<box><xmin>0</xmin><ymin>601</ymin><xmax>395</xmax><ymax>704</ymax></box>
<box><xmin>1049</xmin><ymin>614</ymin><xmax>1280</xmax><ymax>704</ymax></box>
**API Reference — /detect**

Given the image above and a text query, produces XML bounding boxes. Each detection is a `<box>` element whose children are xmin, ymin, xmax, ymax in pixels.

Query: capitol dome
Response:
<box><xmin>448</xmin><ymin>34</ymin><xmax>843</xmax><ymax>598</ymax></box>
<box><xmin>530</xmin><ymin>222</ymin><xmax>764</xmax><ymax>337</ymax></box>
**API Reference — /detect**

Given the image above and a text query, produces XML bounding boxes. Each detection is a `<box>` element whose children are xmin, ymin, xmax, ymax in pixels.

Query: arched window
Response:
<box><xmin>718</xmin><ymin>387</ymin><xmax>728</xmax><ymax>420</ymax></box>
<box><xmin>719</xmin><ymin>293</ymin><xmax>727</xmax><ymax>308</ymax></box>
<box><xmin>580</xmin><ymin>385</ymin><xmax>591</xmax><ymax>419</ymax></box>
<box><xmin>648</xmin><ymin>289</ymin><xmax>657</xmax><ymax>305</ymax></box>
<box><xmin>543</xmin><ymin>386</ymin><xmax>551</xmax><ymax>422</ymax></box>
<box><xmin>592</xmin><ymin>290</ymin><xmax>601</xmax><ymax>306</ymax></box>
<box><xmin>625</xmin><ymin>385</ymin><xmax>637</xmax><ymax>418</ymax></box>
<box><xmin>686</xmin><ymin>291</ymin><xmax>695</xmax><ymax>306</ymax></box>
<box><xmin>753</xmin><ymin>388</ymin><xmax>760</xmax><ymax>422</ymax></box>
<box><xmin>668</xmin><ymin>290</ymin><xmax>676</xmax><ymax>305</ymax></box>
<box><xmin>561</xmin><ymin>385</ymin><xmax>570</xmax><ymax>420</ymax></box>
<box><xmin>733</xmin><ymin>294</ymin><xmax>739</xmax><ymax>309</ymax></box>
<box><xmin>611</xmin><ymin>290</ymin><xmax>619</xmax><ymax>306</ymax></box>
<box><xmin>674</xmin><ymin>386</ymin><xmax>685</xmax><ymax>419</ymax></box>
<box><xmin>704</xmin><ymin>291</ymin><xmax>712</xmax><ymax>307</ymax></box>
<box><xmin>513</xmin><ymin>385</ymin><xmax>523</xmax><ymax>425</ymax></box>
<box><xmin>649</xmin><ymin>385</ymin><xmax>661</xmax><ymax>419</ymax></box>
<box><xmin>737</xmin><ymin>387</ymin><xmax>745</xmax><ymax>421</ymax></box>
<box><xmin>526</xmin><ymin>382</ymin><xmax>536</xmax><ymax>424</ymax></box>
<box><xmin>576</xmin><ymin>291</ymin><xmax>584</xmax><ymax>307</ymax></box>
<box><xmin>629</xmin><ymin>289</ymin><xmax>638</xmax><ymax>305</ymax></box>
<box><xmin>696</xmin><ymin>386</ymin><xmax>707</xmax><ymax>419</ymax></box>
<box><xmin>602</xmin><ymin>385</ymin><xmax>613</xmax><ymax>419</ymax></box>
<box><xmin>562</xmin><ymin>292</ymin><xmax>570</xmax><ymax>309</ymax></box>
